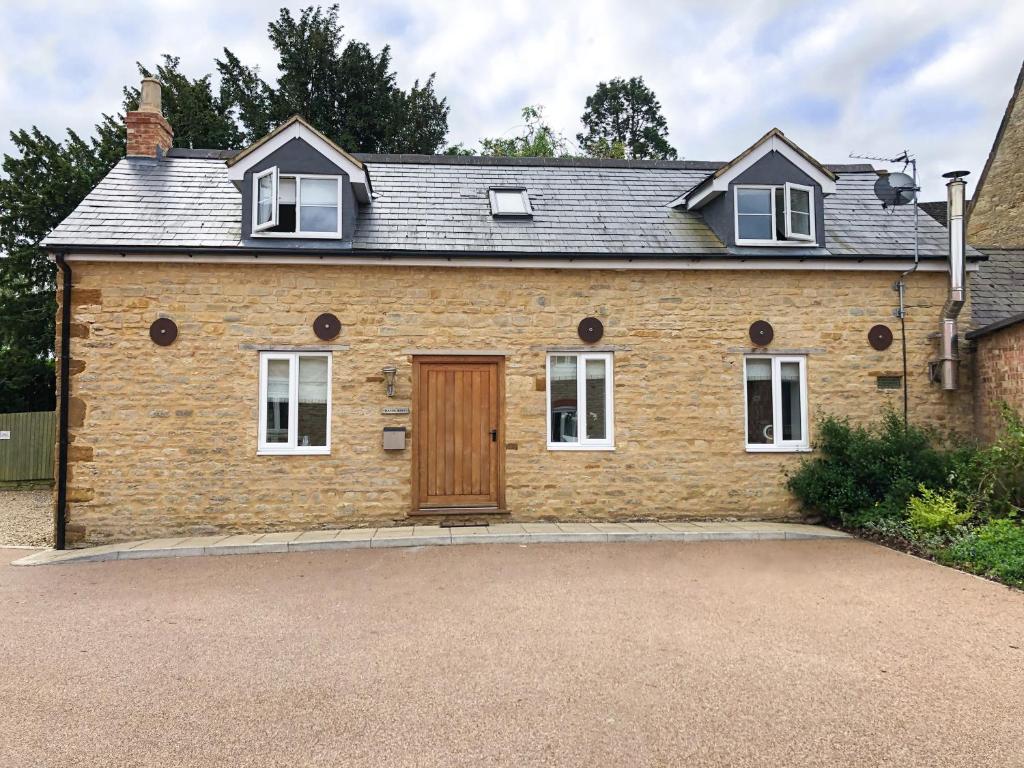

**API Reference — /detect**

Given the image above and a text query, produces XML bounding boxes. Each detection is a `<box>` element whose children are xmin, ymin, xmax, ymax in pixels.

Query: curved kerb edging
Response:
<box><xmin>11</xmin><ymin>522</ymin><xmax>851</xmax><ymax>566</ymax></box>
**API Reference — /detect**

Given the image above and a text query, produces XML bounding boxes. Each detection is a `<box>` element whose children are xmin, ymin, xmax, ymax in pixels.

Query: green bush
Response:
<box><xmin>787</xmin><ymin>411</ymin><xmax>950</xmax><ymax>527</ymax></box>
<box><xmin>952</xmin><ymin>404</ymin><xmax>1024</xmax><ymax>519</ymax></box>
<box><xmin>907</xmin><ymin>485</ymin><xmax>971</xmax><ymax>532</ymax></box>
<box><xmin>945</xmin><ymin>519</ymin><xmax>1024</xmax><ymax>587</ymax></box>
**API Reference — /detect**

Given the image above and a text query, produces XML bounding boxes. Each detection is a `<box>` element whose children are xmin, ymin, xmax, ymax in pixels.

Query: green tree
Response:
<box><xmin>479</xmin><ymin>106</ymin><xmax>571</xmax><ymax>158</ymax></box>
<box><xmin>0</xmin><ymin>116</ymin><xmax>125</xmax><ymax>412</ymax></box>
<box><xmin>217</xmin><ymin>4</ymin><xmax>449</xmax><ymax>153</ymax></box>
<box><xmin>577</xmin><ymin>76</ymin><xmax>677</xmax><ymax>160</ymax></box>
<box><xmin>123</xmin><ymin>56</ymin><xmax>242</xmax><ymax>149</ymax></box>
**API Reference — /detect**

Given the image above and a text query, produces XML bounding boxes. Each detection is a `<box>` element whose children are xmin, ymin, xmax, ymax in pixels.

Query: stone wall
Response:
<box><xmin>58</xmin><ymin>262</ymin><xmax>973</xmax><ymax>544</ymax></box>
<box><xmin>972</xmin><ymin>323</ymin><xmax>1024</xmax><ymax>442</ymax></box>
<box><xmin>968</xmin><ymin>64</ymin><xmax>1024</xmax><ymax>248</ymax></box>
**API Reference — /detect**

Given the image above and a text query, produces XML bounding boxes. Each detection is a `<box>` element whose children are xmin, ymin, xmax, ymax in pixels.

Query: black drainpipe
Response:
<box><xmin>54</xmin><ymin>252</ymin><xmax>71</xmax><ymax>550</ymax></box>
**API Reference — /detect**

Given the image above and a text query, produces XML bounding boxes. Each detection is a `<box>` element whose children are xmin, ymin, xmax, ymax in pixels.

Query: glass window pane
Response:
<box><xmin>300</xmin><ymin>178</ymin><xmax>338</xmax><ymax>205</ymax></box>
<box><xmin>585</xmin><ymin>358</ymin><xmax>607</xmax><ymax>440</ymax></box>
<box><xmin>790</xmin><ymin>187</ymin><xmax>810</xmax><ymax>215</ymax></box>
<box><xmin>494</xmin><ymin>190</ymin><xmax>527</xmax><ymax>214</ymax></box>
<box><xmin>300</xmin><ymin>205</ymin><xmax>338</xmax><ymax>232</ymax></box>
<box><xmin>791</xmin><ymin>211</ymin><xmax>811</xmax><ymax>237</ymax></box>
<box><xmin>780</xmin><ymin>362</ymin><xmax>803</xmax><ymax>441</ymax></box>
<box><xmin>297</xmin><ymin>356</ymin><xmax>328</xmax><ymax>447</ymax></box>
<box><xmin>738</xmin><ymin>214</ymin><xmax>773</xmax><ymax>241</ymax></box>
<box><xmin>549</xmin><ymin>355</ymin><xmax>578</xmax><ymax>443</ymax></box>
<box><xmin>265</xmin><ymin>358</ymin><xmax>290</xmax><ymax>444</ymax></box>
<box><xmin>745</xmin><ymin>359</ymin><xmax>773</xmax><ymax>444</ymax></box>
<box><xmin>736</xmin><ymin>188</ymin><xmax>771</xmax><ymax>214</ymax></box>
<box><xmin>279</xmin><ymin>177</ymin><xmax>296</xmax><ymax>204</ymax></box>
<box><xmin>256</xmin><ymin>173</ymin><xmax>273</xmax><ymax>225</ymax></box>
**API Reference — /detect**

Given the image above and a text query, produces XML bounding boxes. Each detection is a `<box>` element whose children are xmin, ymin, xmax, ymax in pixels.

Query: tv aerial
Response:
<box><xmin>850</xmin><ymin>150</ymin><xmax>919</xmax><ymax>209</ymax></box>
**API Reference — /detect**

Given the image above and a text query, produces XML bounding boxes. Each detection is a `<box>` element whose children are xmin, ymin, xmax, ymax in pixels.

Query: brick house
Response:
<box><xmin>44</xmin><ymin>78</ymin><xmax>979</xmax><ymax>546</ymax></box>
<box><xmin>961</xmin><ymin>60</ymin><xmax>1024</xmax><ymax>442</ymax></box>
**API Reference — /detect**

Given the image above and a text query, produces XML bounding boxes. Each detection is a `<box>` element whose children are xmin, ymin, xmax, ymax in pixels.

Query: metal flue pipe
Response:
<box><xmin>939</xmin><ymin>170</ymin><xmax>969</xmax><ymax>391</ymax></box>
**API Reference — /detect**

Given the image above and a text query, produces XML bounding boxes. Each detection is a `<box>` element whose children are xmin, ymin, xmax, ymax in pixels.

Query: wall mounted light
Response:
<box><xmin>381</xmin><ymin>366</ymin><xmax>398</xmax><ymax>398</ymax></box>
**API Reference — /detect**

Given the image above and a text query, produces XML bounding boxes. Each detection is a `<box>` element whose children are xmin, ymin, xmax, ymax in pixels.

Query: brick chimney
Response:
<box><xmin>126</xmin><ymin>77</ymin><xmax>173</xmax><ymax>158</ymax></box>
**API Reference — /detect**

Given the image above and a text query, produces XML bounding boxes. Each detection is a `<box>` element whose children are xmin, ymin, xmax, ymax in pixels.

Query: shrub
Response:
<box><xmin>906</xmin><ymin>485</ymin><xmax>971</xmax><ymax>532</ymax></box>
<box><xmin>945</xmin><ymin>519</ymin><xmax>1024</xmax><ymax>587</ymax></box>
<box><xmin>952</xmin><ymin>404</ymin><xmax>1024</xmax><ymax>520</ymax></box>
<box><xmin>787</xmin><ymin>411</ymin><xmax>950</xmax><ymax>527</ymax></box>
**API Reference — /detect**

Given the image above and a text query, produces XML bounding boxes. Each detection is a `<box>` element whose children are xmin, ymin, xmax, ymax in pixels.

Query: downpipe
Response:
<box><xmin>54</xmin><ymin>252</ymin><xmax>71</xmax><ymax>550</ymax></box>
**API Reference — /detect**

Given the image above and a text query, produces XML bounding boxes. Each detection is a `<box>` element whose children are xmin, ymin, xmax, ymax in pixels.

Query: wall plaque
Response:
<box><xmin>749</xmin><ymin>320</ymin><xmax>774</xmax><ymax>346</ymax></box>
<box><xmin>149</xmin><ymin>318</ymin><xmax>178</xmax><ymax>346</ymax></box>
<box><xmin>868</xmin><ymin>324</ymin><xmax>894</xmax><ymax>351</ymax></box>
<box><xmin>381</xmin><ymin>406</ymin><xmax>411</xmax><ymax>415</ymax></box>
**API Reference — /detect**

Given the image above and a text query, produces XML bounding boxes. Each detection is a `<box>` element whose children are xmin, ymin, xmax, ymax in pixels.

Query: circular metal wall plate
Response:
<box><xmin>749</xmin><ymin>320</ymin><xmax>774</xmax><ymax>346</ymax></box>
<box><xmin>149</xmin><ymin>318</ymin><xmax>177</xmax><ymax>346</ymax></box>
<box><xmin>313</xmin><ymin>313</ymin><xmax>341</xmax><ymax>341</ymax></box>
<box><xmin>868</xmin><ymin>324</ymin><xmax>894</xmax><ymax>351</ymax></box>
<box><xmin>578</xmin><ymin>317</ymin><xmax>604</xmax><ymax>343</ymax></box>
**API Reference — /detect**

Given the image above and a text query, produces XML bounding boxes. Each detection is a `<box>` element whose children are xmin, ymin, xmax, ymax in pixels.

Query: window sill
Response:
<box><xmin>547</xmin><ymin>444</ymin><xmax>616</xmax><ymax>452</ymax></box>
<box><xmin>735</xmin><ymin>239</ymin><xmax>814</xmax><ymax>247</ymax></box>
<box><xmin>251</xmin><ymin>231</ymin><xmax>343</xmax><ymax>240</ymax></box>
<box><xmin>257</xmin><ymin>448</ymin><xmax>331</xmax><ymax>456</ymax></box>
<box><xmin>745</xmin><ymin>445</ymin><xmax>811</xmax><ymax>453</ymax></box>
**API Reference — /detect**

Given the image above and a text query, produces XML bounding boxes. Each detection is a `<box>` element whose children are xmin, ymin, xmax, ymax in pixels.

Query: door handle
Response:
<box><xmin>490</xmin><ymin>429</ymin><xmax>497</xmax><ymax>442</ymax></box>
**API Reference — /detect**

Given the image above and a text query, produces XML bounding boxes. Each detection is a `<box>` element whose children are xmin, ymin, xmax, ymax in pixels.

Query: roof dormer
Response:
<box><xmin>226</xmin><ymin>115</ymin><xmax>372</xmax><ymax>244</ymax></box>
<box><xmin>671</xmin><ymin>128</ymin><xmax>835</xmax><ymax>250</ymax></box>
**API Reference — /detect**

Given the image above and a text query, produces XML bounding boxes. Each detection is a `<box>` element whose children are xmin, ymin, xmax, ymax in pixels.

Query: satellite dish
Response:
<box><xmin>874</xmin><ymin>172</ymin><xmax>917</xmax><ymax>207</ymax></box>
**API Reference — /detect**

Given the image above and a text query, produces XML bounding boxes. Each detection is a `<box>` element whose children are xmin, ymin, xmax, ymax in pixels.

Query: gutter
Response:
<box><xmin>54</xmin><ymin>253</ymin><xmax>71</xmax><ymax>550</ymax></box>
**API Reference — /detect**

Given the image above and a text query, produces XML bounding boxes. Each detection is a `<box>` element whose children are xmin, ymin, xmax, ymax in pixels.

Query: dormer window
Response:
<box><xmin>734</xmin><ymin>183</ymin><xmax>815</xmax><ymax>245</ymax></box>
<box><xmin>489</xmin><ymin>187</ymin><xmax>532</xmax><ymax>217</ymax></box>
<box><xmin>252</xmin><ymin>167</ymin><xmax>342</xmax><ymax>238</ymax></box>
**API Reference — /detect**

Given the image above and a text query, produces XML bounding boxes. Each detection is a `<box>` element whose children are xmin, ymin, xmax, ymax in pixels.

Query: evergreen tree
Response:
<box><xmin>577</xmin><ymin>76</ymin><xmax>677</xmax><ymax>160</ymax></box>
<box><xmin>217</xmin><ymin>4</ymin><xmax>449</xmax><ymax>153</ymax></box>
<box><xmin>0</xmin><ymin>116</ymin><xmax>124</xmax><ymax>412</ymax></box>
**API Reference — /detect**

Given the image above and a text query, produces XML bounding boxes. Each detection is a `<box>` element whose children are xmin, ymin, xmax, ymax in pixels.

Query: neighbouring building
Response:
<box><xmin>44</xmin><ymin>77</ymin><xmax>980</xmax><ymax>546</ymax></box>
<box><xmin>963</xmin><ymin>60</ymin><xmax>1024</xmax><ymax>442</ymax></box>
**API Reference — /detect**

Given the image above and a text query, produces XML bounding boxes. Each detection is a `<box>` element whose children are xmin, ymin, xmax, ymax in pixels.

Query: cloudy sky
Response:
<box><xmin>1</xmin><ymin>0</ymin><xmax>1021</xmax><ymax>199</ymax></box>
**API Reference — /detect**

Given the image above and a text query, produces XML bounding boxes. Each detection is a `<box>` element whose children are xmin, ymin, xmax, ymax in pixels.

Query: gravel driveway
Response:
<box><xmin>2</xmin><ymin>539</ymin><xmax>1022</xmax><ymax>767</ymax></box>
<box><xmin>0</xmin><ymin>487</ymin><xmax>51</xmax><ymax>547</ymax></box>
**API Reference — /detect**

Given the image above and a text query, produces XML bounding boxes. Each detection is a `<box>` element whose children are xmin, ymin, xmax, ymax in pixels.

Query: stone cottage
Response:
<box><xmin>44</xmin><ymin>78</ymin><xmax>979</xmax><ymax>546</ymax></box>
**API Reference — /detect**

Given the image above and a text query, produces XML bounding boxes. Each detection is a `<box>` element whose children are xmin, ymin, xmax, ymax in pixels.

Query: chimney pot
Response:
<box><xmin>139</xmin><ymin>77</ymin><xmax>162</xmax><ymax>113</ymax></box>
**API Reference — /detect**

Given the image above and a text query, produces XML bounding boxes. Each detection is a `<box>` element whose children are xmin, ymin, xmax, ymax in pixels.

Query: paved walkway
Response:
<box><xmin>11</xmin><ymin>521</ymin><xmax>848</xmax><ymax>566</ymax></box>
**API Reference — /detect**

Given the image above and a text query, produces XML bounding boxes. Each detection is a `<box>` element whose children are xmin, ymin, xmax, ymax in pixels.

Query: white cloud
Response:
<box><xmin>0</xmin><ymin>0</ymin><xmax>1021</xmax><ymax>198</ymax></box>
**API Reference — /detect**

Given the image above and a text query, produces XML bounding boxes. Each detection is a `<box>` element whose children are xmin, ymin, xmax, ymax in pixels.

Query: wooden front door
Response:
<box><xmin>412</xmin><ymin>356</ymin><xmax>504</xmax><ymax>512</ymax></box>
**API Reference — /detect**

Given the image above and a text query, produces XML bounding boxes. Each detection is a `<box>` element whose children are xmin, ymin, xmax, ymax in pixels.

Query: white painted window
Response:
<box><xmin>744</xmin><ymin>356</ymin><xmax>809</xmax><ymax>452</ymax></box>
<box><xmin>547</xmin><ymin>352</ymin><xmax>614</xmax><ymax>450</ymax></box>
<box><xmin>734</xmin><ymin>184</ymin><xmax>816</xmax><ymax>245</ymax></box>
<box><xmin>489</xmin><ymin>187</ymin><xmax>532</xmax><ymax>217</ymax></box>
<box><xmin>253</xmin><ymin>167</ymin><xmax>279</xmax><ymax>232</ymax></box>
<box><xmin>258</xmin><ymin>351</ymin><xmax>332</xmax><ymax>455</ymax></box>
<box><xmin>252</xmin><ymin>173</ymin><xmax>343</xmax><ymax>239</ymax></box>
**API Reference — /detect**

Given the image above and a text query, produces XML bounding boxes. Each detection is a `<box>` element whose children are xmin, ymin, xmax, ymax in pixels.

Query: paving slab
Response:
<box><xmin>208</xmin><ymin>534</ymin><xmax>288</xmax><ymax>556</ymax></box>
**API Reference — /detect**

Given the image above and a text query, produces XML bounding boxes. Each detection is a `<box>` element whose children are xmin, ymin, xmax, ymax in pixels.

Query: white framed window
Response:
<box><xmin>744</xmin><ymin>356</ymin><xmax>809</xmax><ymax>452</ymax></box>
<box><xmin>258</xmin><ymin>351</ymin><xmax>332</xmax><ymax>455</ymax></box>
<box><xmin>251</xmin><ymin>171</ymin><xmax>343</xmax><ymax>239</ymax></box>
<box><xmin>489</xmin><ymin>187</ymin><xmax>532</xmax><ymax>217</ymax></box>
<box><xmin>546</xmin><ymin>352</ymin><xmax>614</xmax><ymax>450</ymax></box>
<box><xmin>734</xmin><ymin>184</ymin><xmax>816</xmax><ymax>245</ymax></box>
<box><xmin>253</xmin><ymin>167</ymin><xmax>279</xmax><ymax>232</ymax></box>
<box><xmin>784</xmin><ymin>182</ymin><xmax>814</xmax><ymax>240</ymax></box>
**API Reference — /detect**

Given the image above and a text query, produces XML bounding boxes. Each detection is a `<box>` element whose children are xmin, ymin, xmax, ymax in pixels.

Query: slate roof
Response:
<box><xmin>969</xmin><ymin>248</ymin><xmax>1024</xmax><ymax>329</ymax></box>
<box><xmin>44</xmin><ymin>152</ymin><xmax>960</xmax><ymax>259</ymax></box>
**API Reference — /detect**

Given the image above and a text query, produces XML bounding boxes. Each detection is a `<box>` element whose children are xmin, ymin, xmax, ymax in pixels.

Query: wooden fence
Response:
<box><xmin>0</xmin><ymin>411</ymin><xmax>56</xmax><ymax>483</ymax></box>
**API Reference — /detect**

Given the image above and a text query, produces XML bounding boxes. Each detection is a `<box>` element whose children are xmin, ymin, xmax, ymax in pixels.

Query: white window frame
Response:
<box><xmin>784</xmin><ymin>182</ymin><xmax>815</xmax><ymax>241</ymax></box>
<box><xmin>734</xmin><ymin>184</ymin><xmax>816</xmax><ymax>246</ymax></box>
<box><xmin>743</xmin><ymin>355</ymin><xmax>810</xmax><ymax>453</ymax></box>
<box><xmin>258</xmin><ymin>351</ymin><xmax>332</xmax><ymax>456</ymax></box>
<box><xmin>251</xmin><ymin>173</ymin><xmax>343</xmax><ymax>239</ymax></box>
<box><xmin>546</xmin><ymin>352</ymin><xmax>614</xmax><ymax>451</ymax></box>
<box><xmin>489</xmin><ymin>187</ymin><xmax>533</xmax><ymax>217</ymax></box>
<box><xmin>253</xmin><ymin>166</ymin><xmax>279</xmax><ymax>232</ymax></box>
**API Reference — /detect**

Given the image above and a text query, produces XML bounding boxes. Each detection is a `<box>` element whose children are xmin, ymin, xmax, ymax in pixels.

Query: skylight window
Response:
<box><xmin>489</xmin><ymin>188</ymin><xmax>532</xmax><ymax>217</ymax></box>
